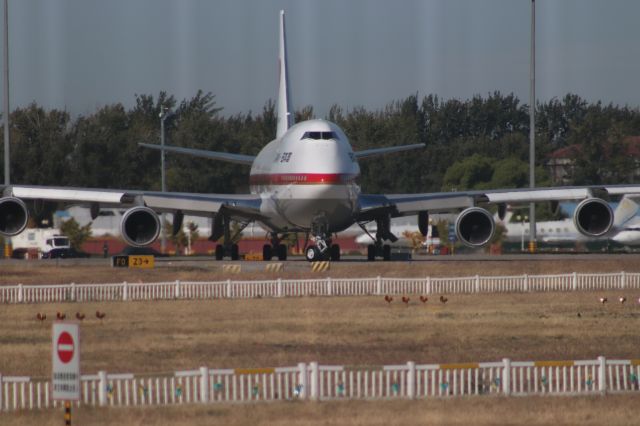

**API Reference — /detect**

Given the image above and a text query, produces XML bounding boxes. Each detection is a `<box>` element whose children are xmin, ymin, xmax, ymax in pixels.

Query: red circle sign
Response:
<box><xmin>57</xmin><ymin>331</ymin><xmax>74</xmax><ymax>363</ymax></box>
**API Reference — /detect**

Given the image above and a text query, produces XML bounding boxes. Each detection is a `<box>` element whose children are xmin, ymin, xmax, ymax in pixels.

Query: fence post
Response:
<box><xmin>407</xmin><ymin>361</ymin><xmax>416</xmax><ymax>399</ymax></box>
<box><xmin>298</xmin><ymin>362</ymin><xmax>308</xmax><ymax>400</ymax></box>
<box><xmin>277</xmin><ymin>278</ymin><xmax>283</xmax><ymax>297</ymax></box>
<box><xmin>326</xmin><ymin>277</ymin><xmax>332</xmax><ymax>296</ymax></box>
<box><xmin>123</xmin><ymin>281</ymin><xmax>128</xmax><ymax>301</ymax></box>
<box><xmin>376</xmin><ymin>276</ymin><xmax>382</xmax><ymax>295</ymax></box>
<box><xmin>523</xmin><ymin>274</ymin><xmax>528</xmax><ymax>292</ymax></box>
<box><xmin>226</xmin><ymin>279</ymin><xmax>232</xmax><ymax>299</ymax></box>
<box><xmin>572</xmin><ymin>272</ymin><xmax>578</xmax><ymax>291</ymax></box>
<box><xmin>621</xmin><ymin>271</ymin><xmax>626</xmax><ymax>289</ymax></box>
<box><xmin>426</xmin><ymin>276</ymin><xmax>431</xmax><ymax>295</ymax></box>
<box><xmin>70</xmin><ymin>282</ymin><xmax>76</xmax><ymax>302</ymax></box>
<box><xmin>0</xmin><ymin>373</ymin><xmax>3</xmax><ymax>411</ymax></box>
<box><xmin>309</xmin><ymin>362</ymin><xmax>319</xmax><ymax>401</ymax></box>
<box><xmin>475</xmin><ymin>275</ymin><xmax>480</xmax><ymax>293</ymax></box>
<box><xmin>18</xmin><ymin>283</ymin><xmax>23</xmax><ymax>303</ymax></box>
<box><xmin>175</xmin><ymin>280</ymin><xmax>181</xmax><ymax>299</ymax></box>
<box><xmin>598</xmin><ymin>356</ymin><xmax>606</xmax><ymax>394</ymax></box>
<box><xmin>98</xmin><ymin>371</ymin><xmax>108</xmax><ymax>406</ymax></box>
<box><xmin>200</xmin><ymin>367</ymin><xmax>210</xmax><ymax>403</ymax></box>
<box><xmin>502</xmin><ymin>358</ymin><xmax>511</xmax><ymax>396</ymax></box>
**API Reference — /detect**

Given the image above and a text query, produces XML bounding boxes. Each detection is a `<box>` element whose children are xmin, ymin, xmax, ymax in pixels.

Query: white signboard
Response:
<box><xmin>52</xmin><ymin>322</ymin><xmax>80</xmax><ymax>400</ymax></box>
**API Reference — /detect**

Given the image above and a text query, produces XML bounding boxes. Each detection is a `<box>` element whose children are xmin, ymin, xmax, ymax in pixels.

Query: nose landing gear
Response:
<box><xmin>304</xmin><ymin>241</ymin><xmax>341</xmax><ymax>261</ymax></box>
<box><xmin>305</xmin><ymin>216</ymin><xmax>340</xmax><ymax>261</ymax></box>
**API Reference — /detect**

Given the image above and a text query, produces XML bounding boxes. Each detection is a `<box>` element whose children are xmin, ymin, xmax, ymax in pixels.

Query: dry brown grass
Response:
<box><xmin>1</xmin><ymin>258</ymin><xmax>640</xmax><ymax>425</ymax></box>
<box><xmin>3</xmin><ymin>395</ymin><xmax>639</xmax><ymax>426</ymax></box>
<box><xmin>2</xmin><ymin>291</ymin><xmax>639</xmax><ymax>376</ymax></box>
<box><xmin>2</xmin><ymin>255</ymin><xmax>640</xmax><ymax>284</ymax></box>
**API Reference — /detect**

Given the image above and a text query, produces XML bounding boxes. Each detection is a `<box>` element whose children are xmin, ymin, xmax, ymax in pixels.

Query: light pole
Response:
<box><xmin>159</xmin><ymin>106</ymin><xmax>174</xmax><ymax>254</ymax></box>
<box><xmin>3</xmin><ymin>0</ymin><xmax>8</xmax><ymax>186</ymax></box>
<box><xmin>529</xmin><ymin>0</ymin><xmax>537</xmax><ymax>252</ymax></box>
<box><xmin>3</xmin><ymin>0</ymin><xmax>9</xmax><ymax>258</ymax></box>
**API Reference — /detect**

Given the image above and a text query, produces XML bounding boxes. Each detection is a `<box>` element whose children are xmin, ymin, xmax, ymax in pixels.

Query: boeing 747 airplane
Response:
<box><xmin>2</xmin><ymin>11</ymin><xmax>640</xmax><ymax>261</ymax></box>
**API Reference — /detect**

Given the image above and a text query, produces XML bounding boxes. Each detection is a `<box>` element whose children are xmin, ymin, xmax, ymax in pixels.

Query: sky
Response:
<box><xmin>3</xmin><ymin>0</ymin><xmax>640</xmax><ymax>118</ymax></box>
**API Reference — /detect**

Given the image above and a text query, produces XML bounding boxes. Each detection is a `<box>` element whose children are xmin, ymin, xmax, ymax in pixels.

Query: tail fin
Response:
<box><xmin>276</xmin><ymin>10</ymin><xmax>292</xmax><ymax>139</ymax></box>
<box><xmin>613</xmin><ymin>195</ymin><xmax>640</xmax><ymax>227</ymax></box>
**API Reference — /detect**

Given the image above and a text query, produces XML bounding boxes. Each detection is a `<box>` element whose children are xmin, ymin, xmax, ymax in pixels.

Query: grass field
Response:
<box><xmin>2</xmin><ymin>292</ymin><xmax>639</xmax><ymax>375</ymax></box>
<box><xmin>1</xmin><ymin>258</ymin><xmax>640</xmax><ymax>425</ymax></box>
<box><xmin>5</xmin><ymin>395</ymin><xmax>639</xmax><ymax>426</ymax></box>
<box><xmin>1</xmin><ymin>255</ymin><xmax>640</xmax><ymax>284</ymax></box>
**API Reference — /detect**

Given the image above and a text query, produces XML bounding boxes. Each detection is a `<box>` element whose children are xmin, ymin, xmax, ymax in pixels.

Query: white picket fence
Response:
<box><xmin>1</xmin><ymin>272</ymin><xmax>639</xmax><ymax>305</ymax></box>
<box><xmin>2</xmin><ymin>356</ymin><xmax>639</xmax><ymax>411</ymax></box>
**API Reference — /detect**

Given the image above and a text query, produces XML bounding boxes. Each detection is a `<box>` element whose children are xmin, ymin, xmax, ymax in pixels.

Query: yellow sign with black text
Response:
<box><xmin>112</xmin><ymin>255</ymin><xmax>155</xmax><ymax>269</ymax></box>
<box><xmin>129</xmin><ymin>255</ymin><xmax>154</xmax><ymax>269</ymax></box>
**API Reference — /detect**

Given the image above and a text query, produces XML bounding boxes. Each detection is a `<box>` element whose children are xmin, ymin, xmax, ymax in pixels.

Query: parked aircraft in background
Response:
<box><xmin>2</xmin><ymin>11</ymin><xmax>640</xmax><ymax>261</ymax></box>
<box><xmin>505</xmin><ymin>196</ymin><xmax>640</xmax><ymax>246</ymax></box>
<box><xmin>359</xmin><ymin>197</ymin><xmax>640</xmax><ymax>250</ymax></box>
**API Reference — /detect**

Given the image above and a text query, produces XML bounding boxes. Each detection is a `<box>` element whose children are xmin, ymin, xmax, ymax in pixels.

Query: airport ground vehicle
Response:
<box><xmin>41</xmin><ymin>247</ymin><xmax>88</xmax><ymax>259</ymax></box>
<box><xmin>10</xmin><ymin>228</ymin><xmax>71</xmax><ymax>259</ymax></box>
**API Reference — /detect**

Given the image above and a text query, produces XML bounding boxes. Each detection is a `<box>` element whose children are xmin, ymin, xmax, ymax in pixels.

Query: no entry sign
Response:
<box><xmin>57</xmin><ymin>332</ymin><xmax>74</xmax><ymax>363</ymax></box>
<box><xmin>52</xmin><ymin>323</ymin><xmax>80</xmax><ymax>400</ymax></box>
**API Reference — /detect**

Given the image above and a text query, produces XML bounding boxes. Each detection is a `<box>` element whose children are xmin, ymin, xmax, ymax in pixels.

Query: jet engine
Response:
<box><xmin>573</xmin><ymin>198</ymin><xmax>613</xmax><ymax>237</ymax></box>
<box><xmin>455</xmin><ymin>207</ymin><xmax>495</xmax><ymax>247</ymax></box>
<box><xmin>0</xmin><ymin>197</ymin><xmax>29</xmax><ymax>236</ymax></box>
<box><xmin>120</xmin><ymin>206</ymin><xmax>161</xmax><ymax>247</ymax></box>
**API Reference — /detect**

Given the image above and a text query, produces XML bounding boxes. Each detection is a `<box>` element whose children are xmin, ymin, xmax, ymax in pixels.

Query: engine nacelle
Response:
<box><xmin>573</xmin><ymin>198</ymin><xmax>613</xmax><ymax>237</ymax></box>
<box><xmin>455</xmin><ymin>207</ymin><xmax>495</xmax><ymax>247</ymax></box>
<box><xmin>0</xmin><ymin>197</ymin><xmax>29</xmax><ymax>236</ymax></box>
<box><xmin>120</xmin><ymin>206</ymin><xmax>161</xmax><ymax>247</ymax></box>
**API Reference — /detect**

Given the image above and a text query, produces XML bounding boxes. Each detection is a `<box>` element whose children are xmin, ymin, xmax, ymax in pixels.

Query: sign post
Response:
<box><xmin>52</xmin><ymin>322</ymin><xmax>81</xmax><ymax>405</ymax></box>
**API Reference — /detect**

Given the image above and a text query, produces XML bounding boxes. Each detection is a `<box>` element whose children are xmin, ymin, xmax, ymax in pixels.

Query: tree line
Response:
<box><xmin>2</xmin><ymin>91</ymin><xmax>640</xmax><ymax>199</ymax></box>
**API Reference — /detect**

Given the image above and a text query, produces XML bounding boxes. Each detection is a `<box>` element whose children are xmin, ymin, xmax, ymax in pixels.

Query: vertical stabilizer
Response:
<box><xmin>613</xmin><ymin>195</ymin><xmax>640</xmax><ymax>227</ymax></box>
<box><xmin>276</xmin><ymin>10</ymin><xmax>292</xmax><ymax>139</ymax></box>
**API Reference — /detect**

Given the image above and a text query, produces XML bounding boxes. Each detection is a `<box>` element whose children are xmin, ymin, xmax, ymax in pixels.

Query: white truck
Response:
<box><xmin>10</xmin><ymin>228</ymin><xmax>71</xmax><ymax>259</ymax></box>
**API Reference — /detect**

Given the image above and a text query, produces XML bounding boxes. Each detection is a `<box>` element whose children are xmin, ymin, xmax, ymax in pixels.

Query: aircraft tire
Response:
<box><xmin>263</xmin><ymin>244</ymin><xmax>273</xmax><ymax>261</ymax></box>
<box><xmin>215</xmin><ymin>245</ymin><xmax>224</xmax><ymax>260</ymax></box>
<box><xmin>305</xmin><ymin>245</ymin><xmax>320</xmax><ymax>262</ymax></box>
<box><xmin>277</xmin><ymin>244</ymin><xmax>287</xmax><ymax>261</ymax></box>
<box><xmin>330</xmin><ymin>244</ymin><xmax>340</xmax><ymax>261</ymax></box>
<box><xmin>367</xmin><ymin>245</ymin><xmax>376</xmax><ymax>261</ymax></box>
<box><xmin>231</xmin><ymin>244</ymin><xmax>240</xmax><ymax>261</ymax></box>
<box><xmin>382</xmin><ymin>244</ymin><xmax>391</xmax><ymax>261</ymax></box>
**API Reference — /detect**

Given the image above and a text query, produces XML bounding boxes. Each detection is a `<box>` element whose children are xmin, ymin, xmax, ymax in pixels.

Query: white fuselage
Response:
<box><xmin>249</xmin><ymin>119</ymin><xmax>360</xmax><ymax>234</ymax></box>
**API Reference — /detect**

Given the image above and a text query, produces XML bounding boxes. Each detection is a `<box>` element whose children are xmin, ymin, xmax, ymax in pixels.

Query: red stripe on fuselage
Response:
<box><xmin>249</xmin><ymin>173</ymin><xmax>358</xmax><ymax>185</ymax></box>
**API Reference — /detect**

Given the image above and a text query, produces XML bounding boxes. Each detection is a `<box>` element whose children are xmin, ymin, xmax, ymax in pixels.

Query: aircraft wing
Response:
<box><xmin>353</xmin><ymin>143</ymin><xmax>425</xmax><ymax>159</ymax></box>
<box><xmin>1</xmin><ymin>185</ymin><xmax>263</xmax><ymax>219</ymax></box>
<box><xmin>359</xmin><ymin>184</ymin><xmax>640</xmax><ymax>217</ymax></box>
<box><xmin>139</xmin><ymin>143</ymin><xmax>256</xmax><ymax>166</ymax></box>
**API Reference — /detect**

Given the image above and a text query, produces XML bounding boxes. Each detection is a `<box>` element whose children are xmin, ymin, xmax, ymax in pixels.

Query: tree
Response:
<box><xmin>441</xmin><ymin>154</ymin><xmax>494</xmax><ymax>191</ymax></box>
<box><xmin>59</xmin><ymin>218</ymin><xmax>92</xmax><ymax>250</ymax></box>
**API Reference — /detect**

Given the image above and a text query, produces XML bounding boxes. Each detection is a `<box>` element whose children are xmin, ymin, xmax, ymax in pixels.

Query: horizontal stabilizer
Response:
<box><xmin>354</xmin><ymin>143</ymin><xmax>425</xmax><ymax>159</ymax></box>
<box><xmin>139</xmin><ymin>143</ymin><xmax>255</xmax><ymax>166</ymax></box>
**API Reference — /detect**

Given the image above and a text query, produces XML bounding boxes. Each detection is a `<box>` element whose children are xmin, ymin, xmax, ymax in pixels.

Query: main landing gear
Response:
<box><xmin>366</xmin><ymin>243</ymin><xmax>391</xmax><ymax>261</ymax></box>
<box><xmin>359</xmin><ymin>215</ymin><xmax>397</xmax><ymax>262</ymax></box>
<box><xmin>215</xmin><ymin>243</ymin><xmax>239</xmax><ymax>261</ymax></box>
<box><xmin>263</xmin><ymin>234</ymin><xmax>288</xmax><ymax>261</ymax></box>
<box><xmin>211</xmin><ymin>213</ymin><xmax>245</xmax><ymax>261</ymax></box>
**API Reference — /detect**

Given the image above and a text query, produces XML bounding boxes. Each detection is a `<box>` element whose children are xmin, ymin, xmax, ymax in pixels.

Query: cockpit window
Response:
<box><xmin>301</xmin><ymin>131</ymin><xmax>338</xmax><ymax>140</ymax></box>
